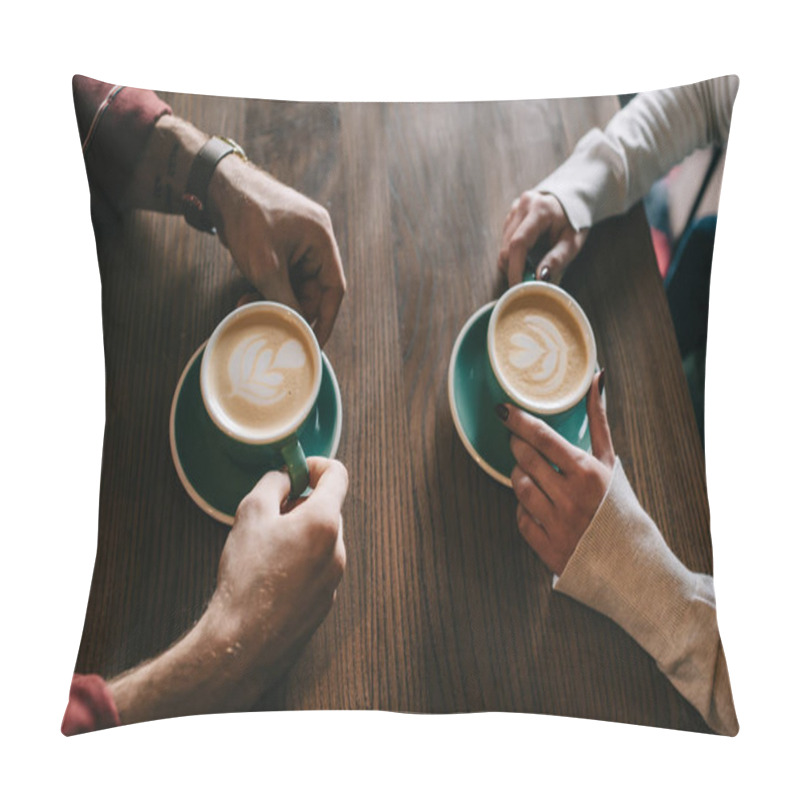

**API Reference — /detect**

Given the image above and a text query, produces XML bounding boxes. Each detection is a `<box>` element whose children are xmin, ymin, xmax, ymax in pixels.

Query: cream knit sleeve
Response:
<box><xmin>536</xmin><ymin>75</ymin><xmax>739</xmax><ymax>231</ymax></box>
<box><xmin>553</xmin><ymin>458</ymin><xmax>738</xmax><ymax>736</ymax></box>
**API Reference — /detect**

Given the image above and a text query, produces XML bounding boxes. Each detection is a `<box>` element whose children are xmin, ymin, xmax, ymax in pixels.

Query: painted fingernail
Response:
<box><xmin>539</xmin><ymin>265</ymin><xmax>551</xmax><ymax>282</ymax></box>
<box><xmin>598</xmin><ymin>368</ymin><xmax>606</xmax><ymax>395</ymax></box>
<box><xmin>495</xmin><ymin>403</ymin><xmax>509</xmax><ymax>421</ymax></box>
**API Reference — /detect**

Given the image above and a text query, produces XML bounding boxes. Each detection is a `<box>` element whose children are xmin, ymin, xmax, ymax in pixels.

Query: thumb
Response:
<box><xmin>299</xmin><ymin>458</ymin><xmax>349</xmax><ymax>517</ymax></box>
<box><xmin>587</xmin><ymin>369</ymin><xmax>615</xmax><ymax>468</ymax></box>
<box><xmin>239</xmin><ymin>469</ymin><xmax>292</xmax><ymax>520</ymax></box>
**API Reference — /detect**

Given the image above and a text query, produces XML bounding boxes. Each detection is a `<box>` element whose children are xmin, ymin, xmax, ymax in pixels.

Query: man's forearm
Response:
<box><xmin>107</xmin><ymin>598</ymin><xmax>262</xmax><ymax>725</ymax></box>
<box><xmin>123</xmin><ymin>115</ymin><xmax>209</xmax><ymax>215</ymax></box>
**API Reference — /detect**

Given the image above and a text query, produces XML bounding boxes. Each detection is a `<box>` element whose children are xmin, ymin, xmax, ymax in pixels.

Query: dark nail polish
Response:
<box><xmin>539</xmin><ymin>266</ymin><xmax>551</xmax><ymax>282</ymax></box>
<box><xmin>598</xmin><ymin>368</ymin><xmax>606</xmax><ymax>395</ymax></box>
<box><xmin>495</xmin><ymin>403</ymin><xmax>509</xmax><ymax>421</ymax></box>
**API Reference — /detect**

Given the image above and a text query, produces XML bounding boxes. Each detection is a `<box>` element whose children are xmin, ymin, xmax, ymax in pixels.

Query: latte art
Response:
<box><xmin>228</xmin><ymin>334</ymin><xmax>307</xmax><ymax>407</ymax></box>
<box><xmin>508</xmin><ymin>315</ymin><xmax>570</xmax><ymax>395</ymax></box>
<box><xmin>493</xmin><ymin>290</ymin><xmax>592</xmax><ymax>411</ymax></box>
<box><xmin>203</xmin><ymin>306</ymin><xmax>319</xmax><ymax>441</ymax></box>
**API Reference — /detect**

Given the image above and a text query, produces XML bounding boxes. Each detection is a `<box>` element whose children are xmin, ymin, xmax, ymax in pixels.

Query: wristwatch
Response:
<box><xmin>182</xmin><ymin>136</ymin><xmax>247</xmax><ymax>233</ymax></box>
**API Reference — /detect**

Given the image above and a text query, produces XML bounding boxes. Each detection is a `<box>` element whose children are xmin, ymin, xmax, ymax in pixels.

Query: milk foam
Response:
<box><xmin>205</xmin><ymin>308</ymin><xmax>318</xmax><ymax>440</ymax></box>
<box><xmin>494</xmin><ymin>292</ymin><xmax>590</xmax><ymax>408</ymax></box>
<box><xmin>228</xmin><ymin>333</ymin><xmax>307</xmax><ymax>407</ymax></box>
<box><xmin>508</xmin><ymin>314</ymin><xmax>570</xmax><ymax>396</ymax></box>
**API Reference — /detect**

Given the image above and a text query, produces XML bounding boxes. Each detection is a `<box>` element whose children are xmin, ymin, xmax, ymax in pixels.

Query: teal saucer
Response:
<box><xmin>170</xmin><ymin>344</ymin><xmax>342</xmax><ymax>525</ymax></box>
<box><xmin>448</xmin><ymin>302</ymin><xmax>591</xmax><ymax>487</ymax></box>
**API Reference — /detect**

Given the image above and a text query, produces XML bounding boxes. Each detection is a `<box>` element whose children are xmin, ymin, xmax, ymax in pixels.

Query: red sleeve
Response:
<box><xmin>62</xmin><ymin>674</ymin><xmax>121</xmax><ymax>736</ymax></box>
<box><xmin>72</xmin><ymin>75</ymin><xmax>172</xmax><ymax>208</ymax></box>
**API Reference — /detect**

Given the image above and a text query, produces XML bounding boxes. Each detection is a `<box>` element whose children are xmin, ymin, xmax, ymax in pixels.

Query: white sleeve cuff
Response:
<box><xmin>552</xmin><ymin>458</ymin><xmax>738</xmax><ymax>735</ymax></box>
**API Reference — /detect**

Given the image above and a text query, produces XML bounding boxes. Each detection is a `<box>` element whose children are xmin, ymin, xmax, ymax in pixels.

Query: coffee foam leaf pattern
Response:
<box><xmin>507</xmin><ymin>314</ymin><xmax>568</xmax><ymax>394</ymax></box>
<box><xmin>228</xmin><ymin>334</ymin><xmax>307</xmax><ymax>407</ymax></box>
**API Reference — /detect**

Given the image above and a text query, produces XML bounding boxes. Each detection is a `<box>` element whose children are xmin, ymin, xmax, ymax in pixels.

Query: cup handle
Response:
<box><xmin>281</xmin><ymin>437</ymin><xmax>309</xmax><ymax>499</ymax></box>
<box><xmin>522</xmin><ymin>253</ymin><xmax>538</xmax><ymax>283</ymax></box>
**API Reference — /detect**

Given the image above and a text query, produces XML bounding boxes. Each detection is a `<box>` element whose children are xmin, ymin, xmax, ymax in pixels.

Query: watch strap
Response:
<box><xmin>182</xmin><ymin>136</ymin><xmax>246</xmax><ymax>233</ymax></box>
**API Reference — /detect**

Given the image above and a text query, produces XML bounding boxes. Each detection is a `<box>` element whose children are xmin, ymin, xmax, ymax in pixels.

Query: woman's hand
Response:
<box><xmin>497</xmin><ymin>371</ymin><xmax>614</xmax><ymax>574</ymax></box>
<box><xmin>208</xmin><ymin>156</ymin><xmax>346</xmax><ymax>347</ymax></box>
<box><xmin>498</xmin><ymin>190</ymin><xmax>587</xmax><ymax>286</ymax></box>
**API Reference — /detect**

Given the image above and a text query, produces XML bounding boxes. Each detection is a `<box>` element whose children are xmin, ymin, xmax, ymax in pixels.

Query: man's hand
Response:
<box><xmin>210</xmin><ymin>457</ymin><xmax>348</xmax><ymax>680</ymax></box>
<box><xmin>208</xmin><ymin>157</ymin><xmax>346</xmax><ymax>347</ymax></box>
<box><xmin>124</xmin><ymin>115</ymin><xmax>346</xmax><ymax>346</ymax></box>
<box><xmin>498</xmin><ymin>191</ymin><xmax>587</xmax><ymax>286</ymax></box>
<box><xmin>497</xmin><ymin>372</ymin><xmax>613</xmax><ymax>575</ymax></box>
<box><xmin>109</xmin><ymin>457</ymin><xmax>348</xmax><ymax>725</ymax></box>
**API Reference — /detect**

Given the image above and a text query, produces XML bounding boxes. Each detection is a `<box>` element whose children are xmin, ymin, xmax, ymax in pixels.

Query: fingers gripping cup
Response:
<box><xmin>488</xmin><ymin>282</ymin><xmax>597</xmax><ymax>441</ymax></box>
<box><xmin>200</xmin><ymin>302</ymin><xmax>322</xmax><ymax>497</ymax></box>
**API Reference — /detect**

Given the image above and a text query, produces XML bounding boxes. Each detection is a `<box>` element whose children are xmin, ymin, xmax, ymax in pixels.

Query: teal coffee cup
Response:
<box><xmin>199</xmin><ymin>301</ymin><xmax>322</xmax><ymax>497</ymax></box>
<box><xmin>487</xmin><ymin>281</ymin><xmax>597</xmax><ymax>446</ymax></box>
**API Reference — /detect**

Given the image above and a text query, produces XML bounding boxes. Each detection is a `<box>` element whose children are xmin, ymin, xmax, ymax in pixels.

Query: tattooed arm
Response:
<box><xmin>73</xmin><ymin>76</ymin><xmax>346</xmax><ymax>345</ymax></box>
<box><xmin>122</xmin><ymin>114</ymin><xmax>205</xmax><ymax>214</ymax></box>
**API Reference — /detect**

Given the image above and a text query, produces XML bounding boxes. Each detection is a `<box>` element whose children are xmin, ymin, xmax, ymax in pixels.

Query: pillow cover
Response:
<box><xmin>65</xmin><ymin>75</ymin><xmax>737</xmax><ymax>736</ymax></box>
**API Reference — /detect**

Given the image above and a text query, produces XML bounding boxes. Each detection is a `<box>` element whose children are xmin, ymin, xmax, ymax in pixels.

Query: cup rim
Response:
<box><xmin>448</xmin><ymin>300</ymin><xmax>514</xmax><ymax>488</ymax></box>
<box><xmin>200</xmin><ymin>301</ymin><xmax>323</xmax><ymax>445</ymax></box>
<box><xmin>487</xmin><ymin>282</ymin><xmax>597</xmax><ymax>416</ymax></box>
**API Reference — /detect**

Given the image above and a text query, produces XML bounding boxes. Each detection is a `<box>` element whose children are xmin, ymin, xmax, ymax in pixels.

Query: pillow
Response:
<box><xmin>65</xmin><ymin>75</ymin><xmax>737</xmax><ymax>736</ymax></box>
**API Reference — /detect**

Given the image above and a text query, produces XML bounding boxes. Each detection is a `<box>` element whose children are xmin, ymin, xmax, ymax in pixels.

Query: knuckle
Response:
<box><xmin>513</xmin><ymin>470</ymin><xmax>535</xmax><ymax>507</ymax></box>
<box><xmin>571</xmin><ymin>451</ymin><xmax>588</xmax><ymax>472</ymax></box>
<box><xmin>319</xmin><ymin>514</ymin><xmax>342</xmax><ymax>547</ymax></box>
<box><xmin>526</xmin><ymin>194</ymin><xmax>548</xmax><ymax>217</ymax></box>
<box><xmin>234</xmin><ymin>492</ymin><xmax>266</xmax><ymax>523</ymax></box>
<box><xmin>508</xmin><ymin>232</ymin><xmax>528</xmax><ymax>252</ymax></box>
<box><xmin>332</xmin><ymin>537</ymin><xmax>347</xmax><ymax>579</ymax></box>
<box><xmin>332</xmin><ymin>459</ymin><xmax>350</xmax><ymax>491</ymax></box>
<box><xmin>520</xmin><ymin>483</ymin><xmax>536</xmax><ymax>511</ymax></box>
<box><xmin>576</xmin><ymin>453</ymin><xmax>597</xmax><ymax>478</ymax></box>
<box><xmin>516</xmin><ymin>503</ymin><xmax>529</xmax><ymax>533</ymax></box>
<box><xmin>509</xmin><ymin>434</ymin><xmax>523</xmax><ymax>462</ymax></box>
<box><xmin>313</xmin><ymin>205</ymin><xmax>334</xmax><ymax>233</ymax></box>
<box><xmin>565</xmin><ymin>236</ymin><xmax>581</xmax><ymax>257</ymax></box>
<box><xmin>525</xmin><ymin>421</ymin><xmax>547</xmax><ymax>451</ymax></box>
<box><xmin>536</xmin><ymin>193</ymin><xmax>555</xmax><ymax>212</ymax></box>
<box><xmin>586</xmin><ymin>469</ymin><xmax>606</xmax><ymax>499</ymax></box>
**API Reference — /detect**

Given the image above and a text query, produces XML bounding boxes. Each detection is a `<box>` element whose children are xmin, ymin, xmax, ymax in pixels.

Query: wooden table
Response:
<box><xmin>75</xmin><ymin>92</ymin><xmax>713</xmax><ymax>732</ymax></box>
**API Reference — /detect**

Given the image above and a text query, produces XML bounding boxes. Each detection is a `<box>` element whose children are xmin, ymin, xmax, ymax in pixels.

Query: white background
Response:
<box><xmin>3</xmin><ymin>1</ymin><xmax>797</xmax><ymax>796</ymax></box>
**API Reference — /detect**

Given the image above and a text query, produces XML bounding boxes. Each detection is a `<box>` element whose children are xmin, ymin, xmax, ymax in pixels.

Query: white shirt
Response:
<box><xmin>537</xmin><ymin>76</ymin><xmax>739</xmax><ymax>230</ymax></box>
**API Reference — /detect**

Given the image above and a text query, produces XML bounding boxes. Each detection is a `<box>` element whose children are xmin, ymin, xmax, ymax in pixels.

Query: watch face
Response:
<box><xmin>218</xmin><ymin>136</ymin><xmax>247</xmax><ymax>160</ymax></box>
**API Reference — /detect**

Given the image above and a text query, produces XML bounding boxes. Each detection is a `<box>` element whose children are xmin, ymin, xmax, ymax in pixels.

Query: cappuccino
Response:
<box><xmin>202</xmin><ymin>304</ymin><xmax>319</xmax><ymax>443</ymax></box>
<box><xmin>491</xmin><ymin>286</ymin><xmax>593</xmax><ymax>413</ymax></box>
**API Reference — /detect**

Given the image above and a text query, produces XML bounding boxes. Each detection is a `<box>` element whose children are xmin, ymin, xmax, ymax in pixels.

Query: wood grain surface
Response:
<box><xmin>75</xmin><ymin>92</ymin><xmax>713</xmax><ymax>732</ymax></box>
